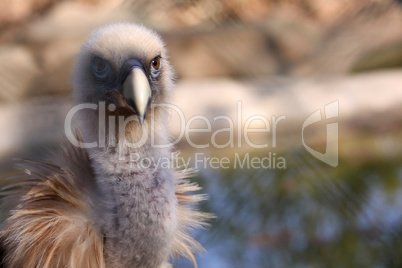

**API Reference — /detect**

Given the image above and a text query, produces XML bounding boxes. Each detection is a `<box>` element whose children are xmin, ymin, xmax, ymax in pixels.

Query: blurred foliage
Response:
<box><xmin>180</xmin><ymin>151</ymin><xmax>402</xmax><ymax>267</ymax></box>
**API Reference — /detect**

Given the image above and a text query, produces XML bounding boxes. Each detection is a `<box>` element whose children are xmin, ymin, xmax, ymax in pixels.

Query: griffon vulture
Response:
<box><xmin>0</xmin><ymin>23</ymin><xmax>209</xmax><ymax>268</ymax></box>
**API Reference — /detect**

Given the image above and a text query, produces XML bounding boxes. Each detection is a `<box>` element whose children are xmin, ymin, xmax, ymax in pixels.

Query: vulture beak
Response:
<box><xmin>120</xmin><ymin>58</ymin><xmax>152</xmax><ymax>126</ymax></box>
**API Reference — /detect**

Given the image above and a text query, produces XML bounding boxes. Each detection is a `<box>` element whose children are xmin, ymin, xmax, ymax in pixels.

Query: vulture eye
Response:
<box><xmin>92</xmin><ymin>57</ymin><xmax>110</xmax><ymax>79</ymax></box>
<box><xmin>151</xmin><ymin>57</ymin><xmax>161</xmax><ymax>70</ymax></box>
<box><xmin>150</xmin><ymin>56</ymin><xmax>161</xmax><ymax>79</ymax></box>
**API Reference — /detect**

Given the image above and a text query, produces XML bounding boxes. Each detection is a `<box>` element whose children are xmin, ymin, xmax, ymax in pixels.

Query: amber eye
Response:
<box><xmin>151</xmin><ymin>57</ymin><xmax>161</xmax><ymax>70</ymax></box>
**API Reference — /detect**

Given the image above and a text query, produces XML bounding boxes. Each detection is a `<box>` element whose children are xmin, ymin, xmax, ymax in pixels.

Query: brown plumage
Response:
<box><xmin>0</xmin><ymin>23</ymin><xmax>210</xmax><ymax>268</ymax></box>
<box><xmin>0</xmin><ymin>138</ymin><xmax>105</xmax><ymax>268</ymax></box>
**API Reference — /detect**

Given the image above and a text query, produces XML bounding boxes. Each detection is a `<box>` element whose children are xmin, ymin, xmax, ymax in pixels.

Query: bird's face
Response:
<box><xmin>73</xmin><ymin>23</ymin><xmax>174</xmax><ymax>127</ymax></box>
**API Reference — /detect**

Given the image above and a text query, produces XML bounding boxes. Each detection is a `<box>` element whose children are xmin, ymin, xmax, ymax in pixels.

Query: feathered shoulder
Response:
<box><xmin>0</xmin><ymin>135</ymin><xmax>106</xmax><ymax>268</ymax></box>
<box><xmin>171</xmin><ymin>166</ymin><xmax>212</xmax><ymax>267</ymax></box>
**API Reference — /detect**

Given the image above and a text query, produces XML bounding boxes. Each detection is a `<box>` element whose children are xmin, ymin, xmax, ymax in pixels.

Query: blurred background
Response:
<box><xmin>0</xmin><ymin>0</ymin><xmax>401</xmax><ymax>267</ymax></box>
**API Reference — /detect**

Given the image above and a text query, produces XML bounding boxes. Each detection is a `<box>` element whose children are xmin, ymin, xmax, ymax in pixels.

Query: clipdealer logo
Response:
<box><xmin>302</xmin><ymin>100</ymin><xmax>339</xmax><ymax>167</ymax></box>
<box><xmin>64</xmin><ymin>100</ymin><xmax>339</xmax><ymax>168</ymax></box>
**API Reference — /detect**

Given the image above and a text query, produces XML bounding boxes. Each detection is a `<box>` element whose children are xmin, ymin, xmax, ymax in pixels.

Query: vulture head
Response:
<box><xmin>72</xmin><ymin>23</ymin><xmax>174</xmax><ymax>149</ymax></box>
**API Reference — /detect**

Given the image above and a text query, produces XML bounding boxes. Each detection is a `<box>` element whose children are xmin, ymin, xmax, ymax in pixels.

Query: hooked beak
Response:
<box><xmin>121</xmin><ymin>62</ymin><xmax>152</xmax><ymax>126</ymax></box>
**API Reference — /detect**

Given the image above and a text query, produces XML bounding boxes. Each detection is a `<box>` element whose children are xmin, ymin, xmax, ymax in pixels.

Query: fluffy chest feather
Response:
<box><xmin>100</xmin><ymin>167</ymin><xmax>177</xmax><ymax>268</ymax></box>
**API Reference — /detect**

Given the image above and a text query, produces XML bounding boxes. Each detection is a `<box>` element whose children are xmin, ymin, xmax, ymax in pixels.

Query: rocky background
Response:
<box><xmin>0</xmin><ymin>0</ymin><xmax>401</xmax><ymax>94</ymax></box>
<box><xmin>0</xmin><ymin>0</ymin><xmax>401</xmax><ymax>162</ymax></box>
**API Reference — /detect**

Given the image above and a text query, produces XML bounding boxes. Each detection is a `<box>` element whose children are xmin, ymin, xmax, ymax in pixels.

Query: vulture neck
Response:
<box><xmin>82</xmin><ymin>115</ymin><xmax>177</xmax><ymax>267</ymax></box>
<box><xmin>86</xmin><ymin>114</ymin><xmax>174</xmax><ymax>192</ymax></box>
